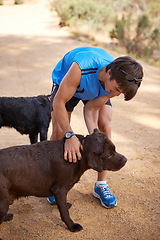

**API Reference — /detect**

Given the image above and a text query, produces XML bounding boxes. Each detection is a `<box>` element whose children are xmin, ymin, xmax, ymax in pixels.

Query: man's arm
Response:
<box><xmin>83</xmin><ymin>93</ymin><xmax>115</xmax><ymax>134</ymax></box>
<box><xmin>53</xmin><ymin>62</ymin><xmax>83</xmax><ymax>163</ymax></box>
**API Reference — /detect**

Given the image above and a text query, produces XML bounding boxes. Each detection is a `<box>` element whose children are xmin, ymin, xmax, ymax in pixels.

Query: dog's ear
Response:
<box><xmin>84</xmin><ymin>135</ymin><xmax>102</xmax><ymax>155</ymax></box>
<box><xmin>76</xmin><ymin>134</ymin><xmax>85</xmax><ymax>144</ymax></box>
<box><xmin>83</xmin><ymin>131</ymin><xmax>106</xmax><ymax>155</ymax></box>
<box><xmin>83</xmin><ymin>131</ymin><xmax>107</xmax><ymax>172</ymax></box>
<box><xmin>93</xmin><ymin>128</ymin><xmax>100</xmax><ymax>133</ymax></box>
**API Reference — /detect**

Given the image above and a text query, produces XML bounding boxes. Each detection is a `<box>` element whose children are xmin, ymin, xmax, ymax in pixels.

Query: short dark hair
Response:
<box><xmin>106</xmin><ymin>56</ymin><xmax>143</xmax><ymax>100</ymax></box>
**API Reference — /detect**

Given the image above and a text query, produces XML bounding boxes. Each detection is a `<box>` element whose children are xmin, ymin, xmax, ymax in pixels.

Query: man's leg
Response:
<box><xmin>48</xmin><ymin>111</ymin><xmax>72</xmax><ymax>204</ymax></box>
<box><xmin>48</xmin><ymin>92</ymin><xmax>79</xmax><ymax>204</ymax></box>
<box><xmin>93</xmin><ymin>104</ymin><xmax>117</xmax><ymax>208</ymax></box>
<box><xmin>98</xmin><ymin>104</ymin><xmax>112</xmax><ymax>181</ymax></box>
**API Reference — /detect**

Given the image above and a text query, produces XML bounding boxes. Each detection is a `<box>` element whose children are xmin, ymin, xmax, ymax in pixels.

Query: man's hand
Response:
<box><xmin>64</xmin><ymin>135</ymin><xmax>83</xmax><ymax>163</ymax></box>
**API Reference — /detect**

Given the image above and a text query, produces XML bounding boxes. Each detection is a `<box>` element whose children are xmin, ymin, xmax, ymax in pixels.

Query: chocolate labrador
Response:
<box><xmin>0</xmin><ymin>95</ymin><xmax>51</xmax><ymax>144</ymax></box>
<box><xmin>0</xmin><ymin>129</ymin><xmax>127</xmax><ymax>232</ymax></box>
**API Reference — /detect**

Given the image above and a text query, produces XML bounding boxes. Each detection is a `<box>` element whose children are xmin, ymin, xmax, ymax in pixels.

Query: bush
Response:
<box><xmin>15</xmin><ymin>0</ymin><xmax>24</xmax><ymax>4</ymax></box>
<box><xmin>51</xmin><ymin>0</ymin><xmax>160</xmax><ymax>63</ymax></box>
<box><xmin>110</xmin><ymin>13</ymin><xmax>160</xmax><ymax>59</ymax></box>
<box><xmin>52</xmin><ymin>0</ymin><xmax>113</xmax><ymax>31</ymax></box>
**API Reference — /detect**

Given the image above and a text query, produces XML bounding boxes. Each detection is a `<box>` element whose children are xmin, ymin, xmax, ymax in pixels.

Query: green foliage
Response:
<box><xmin>137</xmin><ymin>15</ymin><xmax>150</xmax><ymax>35</ymax></box>
<box><xmin>15</xmin><ymin>0</ymin><xmax>24</xmax><ymax>4</ymax></box>
<box><xmin>54</xmin><ymin>0</ymin><xmax>96</xmax><ymax>26</ymax></box>
<box><xmin>110</xmin><ymin>15</ymin><xmax>126</xmax><ymax>44</ymax></box>
<box><xmin>110</xmin><ymin>12</ymin><xmax>160</xmax><ymax>59</ymax></box>
<box><xmin>53</xmin><ymin>0</ymin><xmax>113</xmax><ymax>31</ymax></box>
<box><xmin>51</xmin><ymin>0</ymin><xmax>160</xmax><ymax>63</ymax></box>
<box><xmin>0</xmin><ymin>0</ymin><xmax>24</xmax><ymax>5</ymax></box>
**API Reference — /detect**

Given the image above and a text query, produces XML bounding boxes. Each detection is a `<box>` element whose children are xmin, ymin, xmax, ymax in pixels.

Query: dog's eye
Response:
<box><xmin>108</xmin><ymin>153</ymin><xmax>113</xmax><ymax>159</ymax></box>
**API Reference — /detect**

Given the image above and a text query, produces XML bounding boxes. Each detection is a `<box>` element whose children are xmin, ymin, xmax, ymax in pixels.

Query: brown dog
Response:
<box><xmin>0</xmin><ymin>129</ymin><xmax>127</xmax><ymax>232</ymax></box>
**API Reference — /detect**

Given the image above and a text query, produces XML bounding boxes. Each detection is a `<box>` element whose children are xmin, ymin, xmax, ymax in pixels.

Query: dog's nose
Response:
<box><xmin>123</xmin><ymin>157</ymin><xmax>127</xmax><ymax>165</ymax></box>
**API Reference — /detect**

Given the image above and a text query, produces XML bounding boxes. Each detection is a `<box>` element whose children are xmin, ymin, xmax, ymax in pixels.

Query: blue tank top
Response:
<box><xmin>52</xmin><ymin>47</ymin><xmax>114</xmax><ymax>100</ymax></box>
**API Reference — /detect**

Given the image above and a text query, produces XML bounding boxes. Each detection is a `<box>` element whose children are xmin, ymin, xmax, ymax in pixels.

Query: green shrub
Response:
<box><xmin>110</xmin><ymin>13</ymin><xmax>160</xmax><ymax>59</ymax></box>
<box><xmin>52</xmin><ymin>0</ymin><xmax>113</xmax><ymax>31</ymax></box>
<box><xmin>51</xmin><ymin>0</ymin><xmax>160</xmax><ymax>62</ymax></box>
<box><xmin>15</xmin><ymin>0</ymin><xmax>24</xmax><ymax>4</ymax></box>
<box><xmin>54</xmin><ymin>0</ymin><xmax>95</xmax><ymax>25</ymax></box>
<box><xmin>110</xmin><ymin>15</ymin><xmax>126</xmax><ymax>45</ymax></box>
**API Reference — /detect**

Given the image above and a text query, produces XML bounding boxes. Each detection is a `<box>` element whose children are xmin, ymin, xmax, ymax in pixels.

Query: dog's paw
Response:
<box><xmin>70</xmin><ymin>223</ymin><xmax>83</xmax><ymax>232</ymax></box>
<box><xmin>67</xmin><ymin>202</ymin><xmax>72</xmax><ymax>209</ymax></box>
<box><xmin>3</xmin><ymin>213</ymin><xmax>13</xmax><ymax>222</ymax></box>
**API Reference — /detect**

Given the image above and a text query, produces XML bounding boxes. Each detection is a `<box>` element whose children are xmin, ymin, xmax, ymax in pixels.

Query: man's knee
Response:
<box><xmin>99</xmin><ymin>124</ymin><xmax>111</xmax><ymax>138</ymax></box>
<box><xmin>50</xmin><ymin>115</ymin><xmax>63</xmax><ymax>140</ymax></box>
<box><xmin>50</xmin><ymin>128</ymin><xmax>63</xmax><ymax>141</ymax></box>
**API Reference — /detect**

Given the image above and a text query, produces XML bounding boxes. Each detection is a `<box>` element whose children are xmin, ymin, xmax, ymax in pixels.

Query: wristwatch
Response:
<box><xmin>64</xmin><ymin>131</ymin><xmax>75</xmax><ymax>139</ymax></box>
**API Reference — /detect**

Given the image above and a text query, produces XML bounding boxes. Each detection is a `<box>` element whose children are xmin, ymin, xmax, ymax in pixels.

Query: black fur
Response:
<box><xmin>0</xmin><ymin>95</ymin><xmax>52</xmax><ymax>144</ymax></box>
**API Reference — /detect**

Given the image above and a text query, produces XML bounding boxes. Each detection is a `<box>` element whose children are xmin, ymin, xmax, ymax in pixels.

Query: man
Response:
<box><xmin>47</xmin><ymin>46</ymin><xmax>143</xmax><ymax>208</ymax></box>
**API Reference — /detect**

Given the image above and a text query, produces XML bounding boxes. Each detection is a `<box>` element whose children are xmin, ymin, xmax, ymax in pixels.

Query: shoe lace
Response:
<box><xmin>100</xmin><ymin>184</ymin><xmax>112</xmax><ymax>197</ymax></box>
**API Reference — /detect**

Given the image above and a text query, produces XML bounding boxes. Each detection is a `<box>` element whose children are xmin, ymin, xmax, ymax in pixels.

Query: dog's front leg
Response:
<box><xmin>29</xmin><ymin>133</ymin><xmax>38</xmax><ymax>144</ymax></box>
<box><xmin>0</xmin><ymin>189</ymin><xmax>12</xmax><ymax>224</ymax></box>
<box><xmin>54</xmin><ymin>188</ymin><xmax>83</xmax><ymax>232</ymax></box>
<box><xmin>40</xmin><ymin>128</ymin><xmax>47</xmax><ymax>142</ymax></box>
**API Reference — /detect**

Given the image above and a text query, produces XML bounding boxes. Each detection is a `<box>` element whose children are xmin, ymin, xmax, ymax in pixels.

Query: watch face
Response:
<box><xmin>65</xmin><ymin>132</ymin><xmax>74</xmax><ymax>139</ymax></box>
<box><xmin>65</xmin><ymin>132</ymin><xmax>71</xmax><ymax>138</ymax></box>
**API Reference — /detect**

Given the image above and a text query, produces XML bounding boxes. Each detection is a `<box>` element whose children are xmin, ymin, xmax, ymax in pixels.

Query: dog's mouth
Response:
<box><xmin>106</xmin><ymin>157</ymin><xmax>127</xmax><ymax>171</ymax></box>
<box><xmin>107</xmin><ymin>168</ymin><xmax>119</xmax><ymax>171</ymax></box>
<box><xmin>107</xmin><ymin>167</ymin><xmax>124</xmax><ymax>171</ymax></box>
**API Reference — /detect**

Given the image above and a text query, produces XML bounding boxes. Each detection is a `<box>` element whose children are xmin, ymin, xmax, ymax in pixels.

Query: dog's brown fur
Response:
<box><xmin>0</xmin><ymin>129</ymin><xmax>127</xmax><ymax>232</ymax></box>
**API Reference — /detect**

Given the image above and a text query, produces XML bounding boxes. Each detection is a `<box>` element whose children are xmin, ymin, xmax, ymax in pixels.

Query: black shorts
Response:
<box><xmin>50</xmin><ymin>82</ymin><xmax>112</xmax><ymax>112</ymax></box>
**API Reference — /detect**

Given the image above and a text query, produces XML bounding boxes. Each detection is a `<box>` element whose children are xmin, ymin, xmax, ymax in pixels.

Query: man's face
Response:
<box><xmin>105</xmin><ymin>79</ymin><xmax>122</xmax><ymax>96</ymax></box>
<box><xmin>104</xmin><ymin>69</ymin><xmax>122</xmax><ymax>97</ymax></box>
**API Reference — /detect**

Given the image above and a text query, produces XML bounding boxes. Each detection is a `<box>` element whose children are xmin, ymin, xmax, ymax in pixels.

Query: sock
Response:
<box><xmin>95</xmin><ymin>181</ymin><xmax>106</xmax><ymax>187</ymax></box>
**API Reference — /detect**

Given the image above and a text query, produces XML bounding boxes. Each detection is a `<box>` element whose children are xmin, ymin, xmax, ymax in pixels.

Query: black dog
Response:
<box><xmin>0</xmin><ymin>129</ymin><xmax>127</xmax><ymax>232</ymax></box>
<box><xmin>0</xmin><ymin>95</ymin><xmax>51</xmax><ymax>144</ymax></box>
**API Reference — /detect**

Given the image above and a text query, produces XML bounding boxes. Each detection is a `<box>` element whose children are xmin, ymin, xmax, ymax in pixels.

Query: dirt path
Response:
<box><xmin>0</xmin><ymin>1</ymin><xmax>160</xmax><ymax>239</ymax></box>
